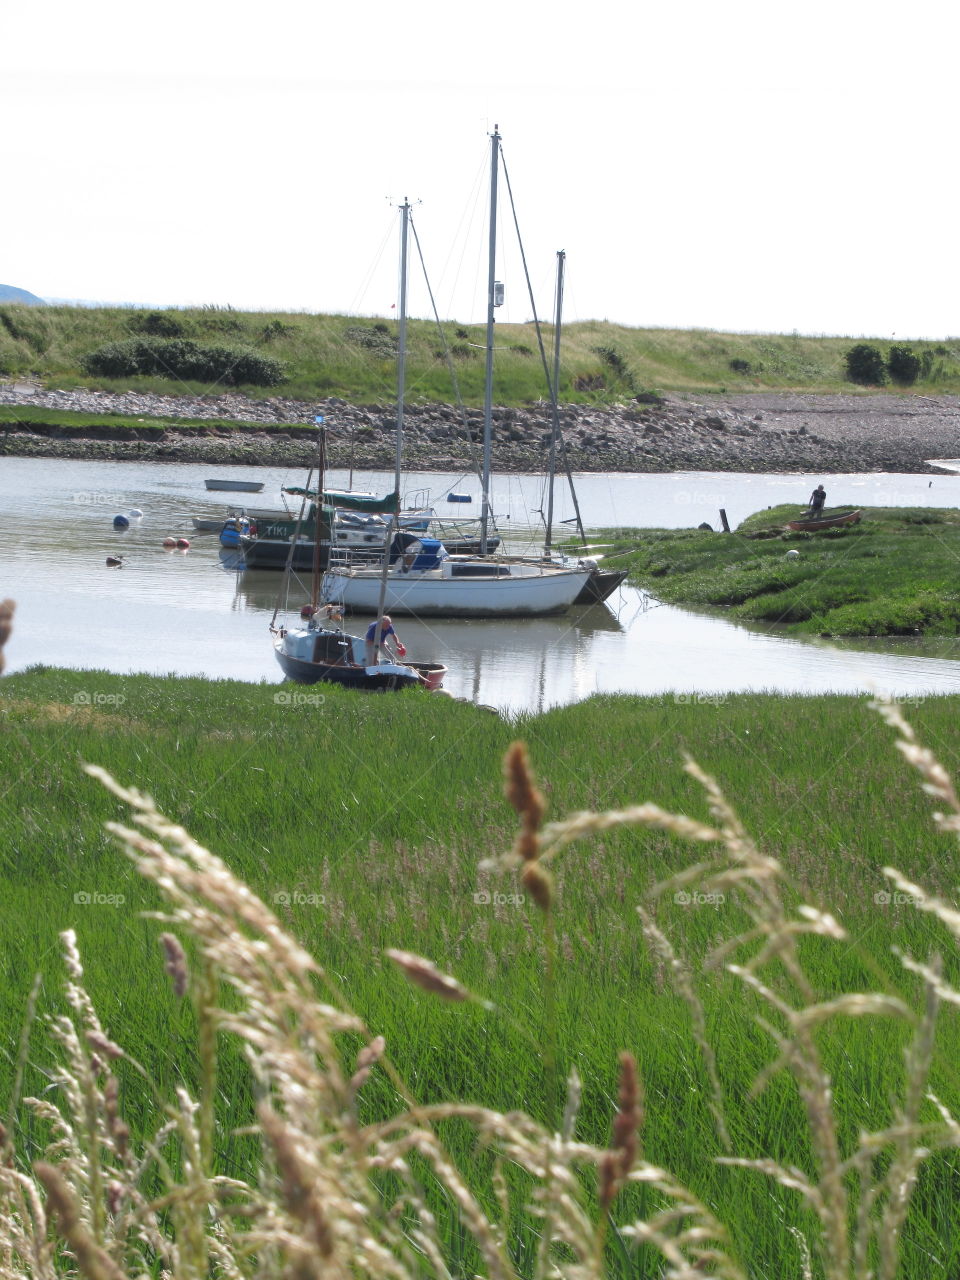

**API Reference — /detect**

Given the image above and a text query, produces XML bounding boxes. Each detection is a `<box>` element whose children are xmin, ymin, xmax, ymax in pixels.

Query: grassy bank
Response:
<box><xmin>0</xmin><ymin>403</ymin><xmax>319</xmax><ymax>434</ymax></box>
<box><xmin>606</xmin><ymin>504</ymin><xmax>960</xmax><ymax>636</ymax></box>
<box><xmin>4</xmin><ymin>302</ymin><xmax>960</xmax><ymax>403</ymax></box>
<box><xmin>2</xmin><ymin>670</ymin><xmax>960</xmax><ymax>1275</ymax></box>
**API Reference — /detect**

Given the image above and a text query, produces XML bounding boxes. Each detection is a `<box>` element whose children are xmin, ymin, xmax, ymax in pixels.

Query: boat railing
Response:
<box><xmin>402</xmin><ymin>487</ymin><xmax>432</xmax><ymax>512</ymax></box>
<box><xmin>326</xmin><ymin>545</ymin><xmax>389</xmax><ymax>572</ymax></box>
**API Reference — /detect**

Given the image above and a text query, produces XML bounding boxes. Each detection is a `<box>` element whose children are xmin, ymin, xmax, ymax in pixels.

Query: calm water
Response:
<box><xmin>3</xmin><ymin>457</ymin><xmax>960</xmax><ymax>713</ymax></box>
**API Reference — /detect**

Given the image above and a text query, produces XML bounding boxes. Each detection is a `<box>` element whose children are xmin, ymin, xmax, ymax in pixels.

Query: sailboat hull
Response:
<box><xmin>322</xmin><ymin>562</ymin><xmax>591</xmax><ymax>617</ymax></box>
<box><xmin>574</xmin><ymin>568</ymin><xmax>628</xmax><ymax>604</ymax></box>
<box><xmin>273</xmin><ymin>632</ymin><xmax>425</xmax><ymax>690</ymax></box>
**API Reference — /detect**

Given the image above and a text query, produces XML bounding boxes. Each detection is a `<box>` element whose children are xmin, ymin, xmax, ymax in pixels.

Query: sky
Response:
<box><xmin>4</xmin><ymin>0</ymin><xmax>959</xmax><ymax>338</ymax></box>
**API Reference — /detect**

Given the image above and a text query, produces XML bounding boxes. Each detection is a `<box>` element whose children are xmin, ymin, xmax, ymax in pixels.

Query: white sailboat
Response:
<box><xmin>321</xmin><ymin>132</ymin><xmax>591</xmax><ymax>619</ymax></box>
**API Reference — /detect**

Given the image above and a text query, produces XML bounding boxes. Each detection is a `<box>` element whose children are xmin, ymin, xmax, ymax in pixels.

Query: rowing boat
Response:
<box><xmin>785</xmin><ymin>509</ymin><xmax>862</xmax><ymax>532</ymax></box>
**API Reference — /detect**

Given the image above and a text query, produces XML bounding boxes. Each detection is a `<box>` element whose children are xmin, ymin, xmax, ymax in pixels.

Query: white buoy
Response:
<box><xmin>128</xmin><ymin>508</ymin><xmax>143</xmax><ymax>518</ymax></box>
<box><xmin>785</xmin><ymin>549</ymin><xmax>800</xmax><ymax>560</ymax></box>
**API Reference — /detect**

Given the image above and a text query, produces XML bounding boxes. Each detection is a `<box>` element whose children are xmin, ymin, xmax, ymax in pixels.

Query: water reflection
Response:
<box><xmin>3</xmin><ymin>457</ymin><xmax>960</xmax><ymax>714</ymax></box>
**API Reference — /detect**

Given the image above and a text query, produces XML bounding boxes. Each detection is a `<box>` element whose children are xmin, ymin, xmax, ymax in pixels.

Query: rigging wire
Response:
<box><xmin>408</xmin><ymin>211</ymin><xmax>488</xmax><ymax>504</ymax></box>
<box><xmin>433</xmin><ymin>148</ymin><xmax>490</xmax><ymax>323</ymax></box>
<box><xmin>348</xmin><ymin>208</ymin><xmax>398</xmax><ymax>317</ymax></box>
<box><xmin>498</xmin><ymin>145</ymin><xmax>586</xmax><ymax>545</ymax></box>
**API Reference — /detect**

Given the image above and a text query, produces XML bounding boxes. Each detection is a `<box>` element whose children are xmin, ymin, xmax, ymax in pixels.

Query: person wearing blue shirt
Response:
<box><xmin>364</xmin><ymin>615</ymin><xmax>403</xmax><ymax>666</ymax></box>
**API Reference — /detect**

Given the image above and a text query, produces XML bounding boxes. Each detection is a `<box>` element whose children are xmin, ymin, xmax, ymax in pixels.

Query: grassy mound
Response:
<box><xmin>6</xmin><ymin>302</ymin><xmax>960</xmax><ymax>402</ymax></box>
<box><xmin>611</xmin><ymin>505</ymin><xmax>960</xmax><ymax>636</ymax></box>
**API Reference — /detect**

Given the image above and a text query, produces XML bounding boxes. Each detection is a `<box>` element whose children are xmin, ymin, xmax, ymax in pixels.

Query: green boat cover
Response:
<box><xmin>282</xmin><ymin>488</ymin><xmax>400</xmax><ymax>515</ymax></box>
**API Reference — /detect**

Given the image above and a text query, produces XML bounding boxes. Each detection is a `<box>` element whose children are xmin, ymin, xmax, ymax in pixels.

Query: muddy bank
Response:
<box><xmin>1</xmin><ymin>385</ymin><xmax>959</xmax><ymax>473</ymax></box>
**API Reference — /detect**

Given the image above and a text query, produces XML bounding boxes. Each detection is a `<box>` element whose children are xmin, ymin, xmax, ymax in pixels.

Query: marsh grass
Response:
<box><xmin>612</xmin><ymin>505</ymin><xmax>960</xmax><ymax>636</ymax></box>
<box><xmin>6</xmin><ymin>303</ymin><xmax>960</xmax><ymax>401</ymax></box>
<box><xmin>2</xmin><ymin>698</ymin><xmax>960</xmax><ymax>1275</ymax></box>
<box><xmin>3</xmin><ymin>670</ymin><xmax>960</xmax><ymax>1273</ymax></box>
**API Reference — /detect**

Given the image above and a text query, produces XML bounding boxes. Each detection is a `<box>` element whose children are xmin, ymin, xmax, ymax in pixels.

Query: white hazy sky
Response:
<box><xmin>4</xmin><ymin>0</ymin><xmax>958</xmax><ymax>338</ymax></box>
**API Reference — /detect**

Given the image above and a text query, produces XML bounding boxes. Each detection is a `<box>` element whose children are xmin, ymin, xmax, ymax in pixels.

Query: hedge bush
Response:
<box><xmin>844</xmin><ymin>343</ymin><xmax>887</xmax><ymax>385</ymax></box>
<box><xmin>81</xmin><ymin>338</ymin><xmax>285</xmax><ymax>387</ymax></box>
<box><xmin>888</xmin><ymin>344</ymin><xmax>921</xmax><ymax>386</ymax></box>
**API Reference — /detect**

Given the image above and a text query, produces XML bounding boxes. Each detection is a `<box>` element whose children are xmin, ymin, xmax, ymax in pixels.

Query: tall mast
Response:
<box><xmin>480</xmin><ymin>126</ymin><xmax>500</xmax><ymax>556</ymax></box>
<box><xmin>310</xmin><ymin>424</ymin><xmax>326</xmax><ymax>609</ymax></box>
<box><xmin>544</xmin><ymin>249</ymin><xmax>564</xmax><ymax>556</ymax></box>
<box><xmin>374</xmin><ymin>198</ymin><xmax>410</xmax><ymax>638</ymax></box>
<box><xmin>394</xmin><ymin>198</ymin><xmax>409</xmax><ymax>499</ymax></box>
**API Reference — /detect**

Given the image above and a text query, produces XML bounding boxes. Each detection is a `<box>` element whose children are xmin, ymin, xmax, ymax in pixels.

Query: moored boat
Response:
<box><xmin>323</xmin><ymin>553</ymin><xmax>590</xmax><ymax>617</ymax></box>
<box><xmin>269</xmin><ymin>427</ymin><xmax>447</xmax><ymax>692</ymax></box>
<box><xmin>205</xmin><ymin>478</ymin><xmax>265</xmax><ymax>493</ymax></box>
<box><xmin>573</xmin><ymin>565</ymin><xmax>628</xmax><ymax>604</ymax></box>
<box><xmin>273</xmin><ymin>620</ymin><xmax>432</xmax><ymax>691</ymax></box>
<box><xmin>322</xmin><ymin>136</ymin><xmax>590</xmax><ymax>620</ymax></box>
<box><xmin>785</xmin><ymin>509</ymin><xmax>863</xmax><ymax>532</ymax></box>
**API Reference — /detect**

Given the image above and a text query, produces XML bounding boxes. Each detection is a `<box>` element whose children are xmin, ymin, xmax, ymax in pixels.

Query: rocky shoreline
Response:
<box><xmin>1</xmin><ymin>384</ymin><xmax>959</xmax><ymax>473</ymax></box>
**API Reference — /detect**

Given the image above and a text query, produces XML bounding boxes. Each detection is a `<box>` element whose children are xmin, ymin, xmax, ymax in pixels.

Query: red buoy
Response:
<box><xmin>176</xmin><ymin>537</ymin><xmax>190</xmax><ymax>550</ymax></box>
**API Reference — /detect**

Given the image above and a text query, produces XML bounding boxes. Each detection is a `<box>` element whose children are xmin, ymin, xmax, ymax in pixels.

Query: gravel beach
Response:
<box><xmin>2</xmin><ymin>384</ymin><xmax>959</xmax><ymax>474</ymax></box>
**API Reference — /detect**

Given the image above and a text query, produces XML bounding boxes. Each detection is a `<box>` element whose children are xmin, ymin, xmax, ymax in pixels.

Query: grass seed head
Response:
<box><xmin>520</xmin><ymin>860</ymin><xmax>553</xmax><ymax>913</ymax></box>
<box><xmin>504</xmin><ymin>742</ymin><xmax>545</xmax><ymax>861</ymax></box>
<box><xmin>599</xmin><ymin>1052</ymin><xmax>642</xmax><ymax>1212</ymax></box>
<box><xmin>385</xmin><ymin>950</ymin><xmax>469</xmax><ymax>1002</ymax></box>
<box><xmin>159</xmin><ymin>932</ymin><xmax>189</xmax><ymax>998</ymax></box>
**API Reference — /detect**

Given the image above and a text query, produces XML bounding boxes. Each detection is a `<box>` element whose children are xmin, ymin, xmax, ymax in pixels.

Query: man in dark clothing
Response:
<box><xmin>809</xmin><ymin>484</ymin><xmax>826</xmax><ymax>517</ymax></box>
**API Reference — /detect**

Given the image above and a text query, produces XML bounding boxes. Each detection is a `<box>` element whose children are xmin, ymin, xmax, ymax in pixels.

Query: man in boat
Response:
<box><xmin>808</xmin><ymin>484</ymin><xmax>826</xmax><ymax>517</ymax></box>
<box><xmin>364</xmin><ymin>615</ymin><xmax>405</xmax><ymax>667</ymax></box>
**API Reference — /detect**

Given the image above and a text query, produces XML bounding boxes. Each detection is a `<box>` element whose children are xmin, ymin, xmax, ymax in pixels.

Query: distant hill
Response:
<box><xmin>0</xmin><ymin>284</ymin><xmax>46</xmax><ymax>306</ymax></box>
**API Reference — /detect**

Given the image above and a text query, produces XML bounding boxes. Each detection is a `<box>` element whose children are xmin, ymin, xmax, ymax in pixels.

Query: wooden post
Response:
<box><xmin>719</xmin><ymin>508</ymin><xmax>730</xmax><ymax>533</ymax></box>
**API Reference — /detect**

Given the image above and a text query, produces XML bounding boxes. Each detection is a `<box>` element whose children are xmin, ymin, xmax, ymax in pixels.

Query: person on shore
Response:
<box><xmin>809</xmin><ymin>484</ymin><xmax>826</xmax><ymax>517</ymax></box>
<box><xmin>364</xmin><ymin>615</ymin><xmax>405</xmax><ymax>666</ymax></box>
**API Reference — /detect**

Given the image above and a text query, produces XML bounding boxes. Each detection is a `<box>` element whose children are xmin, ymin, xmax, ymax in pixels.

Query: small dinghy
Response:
<box><xmin>205</xmin><ymin>478</ymin><xmax>265</xmax><ymax>493</ymax></box>
<box><xmin>785</xmin><ymin>509</ymin><xmax>862</xmax><ymax>532</ymax></box>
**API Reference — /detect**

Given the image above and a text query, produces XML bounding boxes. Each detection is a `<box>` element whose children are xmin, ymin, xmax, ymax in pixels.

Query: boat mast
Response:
<box><xmin>544</xmin><ymin>249</ymin><xmax>564</xmax><ymax>556</ymax></box>
<box><xmin>480</xmin><ymin>126</ymin><xmax>500</xmax><ymax>557</ymax></box>
<box><xmin>310</xmin><ymin>424</ymin><xmax>326</xmax><ymax>610</ymax></box>
<box><xmin>373</xmin><ymin>197</ymin><xmax>411</xmax><ymax>638</ymax></box>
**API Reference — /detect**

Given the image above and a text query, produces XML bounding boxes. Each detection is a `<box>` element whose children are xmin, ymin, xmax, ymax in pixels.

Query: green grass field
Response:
<box><xmin>2</xmin><ymin>669</ymin><xmax>960</xmax><ymax>1275</ymax></box>
<box><xmin>606</xmin><ymin>505</ymin><xmax>960</xmax><ymax>637</ymax></box>
<box><xmin>4</xmin><ymin>301</ymin><xmax>960</xmax><ymax>404</ymax></box>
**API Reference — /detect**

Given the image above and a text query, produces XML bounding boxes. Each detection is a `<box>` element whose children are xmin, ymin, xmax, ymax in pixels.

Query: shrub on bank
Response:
<box><xmin>888</xmin><ymin>344</ymin><xmax>922</xmax><ymax>386</ymax></box>
<box><xmin>81</xmin><ymin>337</ymin><xmax>286</xmax><ymax>387</ymax></box>
<box><xmin>844</xmin><ymin>342</ymin><xmax>887</xmax><ymax>385</ymax></box>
